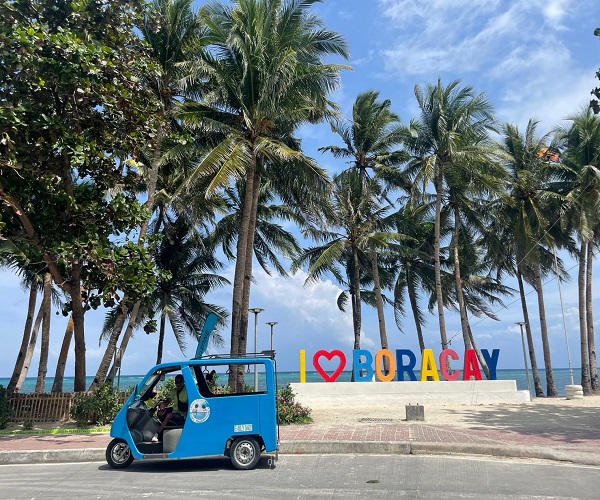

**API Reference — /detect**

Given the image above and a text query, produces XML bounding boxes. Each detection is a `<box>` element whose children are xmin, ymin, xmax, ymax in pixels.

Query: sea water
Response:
<box><xmin>0</xmin><ymin>368</ymin><xmax>583</xmax><ymax>397</ymax></box>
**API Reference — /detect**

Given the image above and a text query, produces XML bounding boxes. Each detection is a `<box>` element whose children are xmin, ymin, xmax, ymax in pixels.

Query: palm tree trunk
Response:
<box><xmin>452</xmin><ymin>205</ymin><xmax>471</xmax><ymax>350</ymax></box>
<box><xmin>70</xmin><ymin>264</ymin><xmax>87</xmax><ymax>392</ymax></box>
<box><xmin>7</xmin><ymin>282</ymin><xmax>38</xmax><ymax>394</ymax></box>
<box><xmin>89</xmin><ymin>301</ymin><xmax>131</xmax><ymax>390</ymax></box>
<box><xmin>237</xmin><ymin>166</ymin><xmax>262</xmax><ymax>390</ymax></box>
<box><xmin>228</xmin><ymin>157</ymin><xmax>256</xmax><ymax>392</ymax></box>
<box><xmin>15</xmin><ymin>301</ymin><xmax>44</xmax><ymax>391</ymax></box>
<box><xmin>350</xmin><ymin>246</ymin><xmax>362</xmax><ymax>382</ymax></box>
<box><xmin>35</xmin><ymin>273</ymin><xmax>52</xmax><ymax>394</ymax></box>
<box><xmin>156</xmin><ymin>314</ymin><xmax>167</xmax><ymax>365</ymax></box>
<box><xmin>467</xmin><ymin>323</ymin><xmax>490</xmax><ymax>379</ymax></box>
<box><xmin>578</xmin><ymin>242</ymin><xmax>592</xmax><ymax>393</ymax></box>
<box><xmin>407</xmin><ymin>276</ymin><xmax>425</xmax><ymax>353</ymax></box>
<box><xmin>371</xmin><ymin>251</ymin><xmax>389</xmax><ymax>374</ymax></box>
<box><xmin>351</xmin><ymin>246</ymin><xmax>363</xmax><ymax>351</ymax></box>
<box><xmin>517</xmin><ymin>268</ymin><xmax>544</xmax><ymax>397</ymax></box>
<box><xmin>106</xmin><ymin>313</ymin><xmax>142</xmax><ymax>386</ymax></box>
<box><xmin>52</xmin><ymin>315</ymin><xmax>74</xmax><ymax>393</ymax></box>
<box><xmin>586</xmin><ymin>240</ymin><xmax>599</xmax><ymax>392</ymax></box>
<box><xmin>434</xmin><ymin>169</ymin><xmax>448</xmax><ymax>351</ymax></box>
<box><xmin>533</xmin><ymin>263</ymin><xmax>558</xmax><ymax>397</ymax></box>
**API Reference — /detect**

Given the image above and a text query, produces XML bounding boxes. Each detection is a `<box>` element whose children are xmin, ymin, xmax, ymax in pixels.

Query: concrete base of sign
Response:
<box><xmin>290</xmin><ymin>380</ymin><xmax>531</xmax><ymax>405</ymax></box>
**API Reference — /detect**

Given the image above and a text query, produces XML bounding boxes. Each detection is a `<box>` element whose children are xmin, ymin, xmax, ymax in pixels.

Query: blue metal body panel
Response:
<box><xmin>109</xmin><ymin>356</ymin><xmax>278</xmax><ymax>462</ymax></box>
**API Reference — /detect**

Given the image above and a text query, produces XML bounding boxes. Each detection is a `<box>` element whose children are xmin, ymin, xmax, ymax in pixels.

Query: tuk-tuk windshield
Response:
<box><xmin>137</xmin><ymin>372</ymin><xmax>161</xmax><ymax>399</ymax></box>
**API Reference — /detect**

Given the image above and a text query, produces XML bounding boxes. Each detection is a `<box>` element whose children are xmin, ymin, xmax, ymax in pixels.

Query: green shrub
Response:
<box><xmin>23</xmin><ymin>420</ymin><xmax>34</xmax><ymax>430</ymax></box>
<box><xmin>213</xmin><ymin>384</ymin><xmax>232</xmax><ymax>395</ymax></box>
<box><xmin>0</xmin><ymin>385</ymin><xmax>11</xmax><ymax>429</ymax></box>
<box><xmin>70</xmin><ymin>384</ymin><xmax>120</xmax><ymax>427</ymax></box>
<box><xmin>276</xmin><ymin>384</ymin><xmax>311</xmax><ymax>425</ymax></box>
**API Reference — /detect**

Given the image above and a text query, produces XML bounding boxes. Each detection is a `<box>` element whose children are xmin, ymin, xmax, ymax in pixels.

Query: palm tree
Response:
<box><xmin>150</xmin><ymin>217</ymin><xmax>229</xmax><ymax>363</ymax></box>
<box><xmin>2</xmin><ymin>260</ymin><xmax>39</xmax><ymax>394</ymax></box>
<box><xmin>499</xmin><ymin>120</ymin><xmax>564</xmax><ymax>397</ymax></box>
<box><xmin>319</xmin><ymin>90</ymin><xmax>407</xmax><ymax>371</ymax></box>
<box><xmin>402</xmin><ymin>79</ymin><xmax>497</xmax><ymax>357</ymax></box>
<box><xmin>177</xmin><ymin>0</ymin><xmax>349</xmax><ymax>391</ymax></box>
<box><xmin>99</xmin><ymin>217</ymin><xmax>229</xmax><ymax>366</ymax></box>
<box><xmin>554</xmin><ymin>108</ymin><xmax>600</xmax><ymax>394</ymax></box>
<box><xmin>294</xmin><ymin>170</ymin><xmax>398</xmax><ymax>378</ymax></box>
<box><xmin>385</xmin><ymin>202</ymin><xmax>438</xmax><ymax>354</ymax></box>
<box><xmin>444</xmin><ymin>162</ymin><xmax>506</xmax><ymax>355</ymax></box>
<box><xmin>209</xmin><ymin>179</ymin><xmax>305</xmax><ymax>278</ymax></box>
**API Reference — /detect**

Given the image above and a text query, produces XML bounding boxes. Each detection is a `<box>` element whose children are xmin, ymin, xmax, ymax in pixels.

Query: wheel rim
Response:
<box><xmin>234</xmin><ymin>441</ymin><xmax>255</xmax><ymax>465</ymax></box>
<box><xmin>111</xmin><ymin>442</ymin><xmax>131</xmax><ymax>465</ymax></box>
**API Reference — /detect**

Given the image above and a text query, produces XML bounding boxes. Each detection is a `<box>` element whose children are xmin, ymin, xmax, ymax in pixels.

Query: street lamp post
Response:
<box><xmin>266</xmin><ymin>322</ymin><xmax>278</xmax><ymax>351</ymax></box>
<box><xmin>515</xmin><ymin>322</ymin><xmax>533</xmax><ymax>399</ymax></box>
<box><xmin>249</xmin><ymin>308</ymin><xmax>264</xmax><ymax>391</ymax></box>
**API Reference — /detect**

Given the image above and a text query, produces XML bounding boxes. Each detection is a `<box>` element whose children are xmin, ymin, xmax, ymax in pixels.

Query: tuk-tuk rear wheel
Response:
<box><xmin>106</xmin><ymin>438</ymin><xmax>134</xmax><ymax>469</ymax></box>
<box><xmin>230</xmin><ymin>436</ymin><xmax>260</xmax><ymax>470</ymax></box>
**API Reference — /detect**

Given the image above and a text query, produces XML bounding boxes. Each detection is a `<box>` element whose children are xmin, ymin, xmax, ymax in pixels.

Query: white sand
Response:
<box><xmin>306</xmin><ymin>394</ymin><xmax>600</xmax><ymax>427</ymax></box>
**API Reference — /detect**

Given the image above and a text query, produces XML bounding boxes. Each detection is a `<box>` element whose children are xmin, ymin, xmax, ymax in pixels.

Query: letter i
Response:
<box><xmin>300</xmin><ymin>350</ymin><xmax>306</xmax><ymax>383</ymax></box>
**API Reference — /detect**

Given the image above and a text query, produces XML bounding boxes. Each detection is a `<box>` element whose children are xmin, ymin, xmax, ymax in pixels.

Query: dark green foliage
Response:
<box><xmin>0</xmin><ymin>0</ymin><xmax>164</xmax><ymax>306</ymax></box>
<box><xmin>276</xmin><ymin>384</ymin><xmax>311</xmax><ymax>425</ymax></box>
<box><xmin>0</xmin><ymin>385</ymin><xmax>11</xmax><ymax>429</ymax></box>
<box><xmin>70</xmin><ymin>384</ymin><xmax>120</xmax><ymax>427</ymax></box>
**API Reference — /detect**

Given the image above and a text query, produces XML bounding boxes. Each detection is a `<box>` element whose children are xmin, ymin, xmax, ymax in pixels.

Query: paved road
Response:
<box><xmin>2</xmin><ymin>455</ymin><xmax>599</xmax><ymax>499</ymax></box>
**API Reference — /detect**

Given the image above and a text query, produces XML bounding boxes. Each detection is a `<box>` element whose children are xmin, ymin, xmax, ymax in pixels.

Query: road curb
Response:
<box><xmin>279</xmin><ymin>440</ymin><xmax>411</xmax><ymax>455</ymax></box>
<box><xmin>0</xmin><ymin>448</ymin><xmax>105</xmax><ymax>464</ymax></box>
<box><xmin>1</xmin><ymin>442</ymin><xmax>599</xmax><ymax>467</ymax></box>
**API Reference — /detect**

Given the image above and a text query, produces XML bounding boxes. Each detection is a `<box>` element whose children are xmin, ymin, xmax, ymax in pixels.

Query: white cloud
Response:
<box><xmin>534</xmin><ymin>0</ymin><xmax>573</xmax><ymax>26</ymax></box>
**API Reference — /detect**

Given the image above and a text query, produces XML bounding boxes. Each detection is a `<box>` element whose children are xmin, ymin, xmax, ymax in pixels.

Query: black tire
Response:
<box><xmin>106</xmin><ymin>438</ymin><xmax>134</xmax><ymax>469</ymax></box>
<box><xmin>230</xmin><ymin>436</ymin><xmax>261</xmax><ymax>470</ymax></box>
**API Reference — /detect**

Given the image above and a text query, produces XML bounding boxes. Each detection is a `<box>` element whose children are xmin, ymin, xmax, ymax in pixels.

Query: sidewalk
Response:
<box><xmin>2</xmin><ymin>397</ymin><xmax>600</xmax><ymax>467</ymax></box>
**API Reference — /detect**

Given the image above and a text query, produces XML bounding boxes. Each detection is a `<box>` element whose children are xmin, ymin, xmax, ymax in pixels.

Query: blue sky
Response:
<box><xmin>1</xmin><ymin>0</ymin><xmax>599</xmax><ymax>379</ymax></box>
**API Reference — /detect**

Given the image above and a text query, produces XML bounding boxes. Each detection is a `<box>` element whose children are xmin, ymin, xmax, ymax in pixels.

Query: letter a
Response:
<box><xmin>420</xmin><ymin>349</ymin><xmax>440</xmax><ymax>381</ymax></box>
<box><xmin>463</xmin><ymin>349</ymin><xmax>483</xmax><ymax>380</ymax></box>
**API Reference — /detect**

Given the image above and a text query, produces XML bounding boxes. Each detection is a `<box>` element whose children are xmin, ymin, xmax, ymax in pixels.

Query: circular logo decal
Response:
<box><xmin>189</xmin><ymin>398</ymin><xmax>210</xmax><ymax>424</ymax></box>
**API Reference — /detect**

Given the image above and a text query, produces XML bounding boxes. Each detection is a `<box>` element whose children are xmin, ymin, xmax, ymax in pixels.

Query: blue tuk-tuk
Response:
<box><xmin>106</xmin><ymin>315</ymin><xmax>279</xmax><ymax>470</ymax></box>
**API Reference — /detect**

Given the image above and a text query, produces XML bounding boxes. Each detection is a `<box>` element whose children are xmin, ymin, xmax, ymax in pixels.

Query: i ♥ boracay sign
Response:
<box><xmin>298</xmin><ymin>348</ymin><xmax>500</xmax><ymax>383</ymax></box>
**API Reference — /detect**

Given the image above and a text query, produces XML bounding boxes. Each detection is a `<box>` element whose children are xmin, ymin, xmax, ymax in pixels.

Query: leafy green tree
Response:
<box><xmin>89</xmin><ymin>0</ymin><xmax>207</xmax><ymax>390</ymax></box>
<box><xmin>177</xmin><ymin>0</ymin><xmax>349</xmax><ymax>391</ymax></box>
<box><xmin>0</xmin><ymin>0</ymin><xmax>164</xmax><ymax>391</ymax></box>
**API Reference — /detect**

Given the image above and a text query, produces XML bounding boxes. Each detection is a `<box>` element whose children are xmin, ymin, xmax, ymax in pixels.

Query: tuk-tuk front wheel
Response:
<box><xmin>230</xmin><ymin>437</ymin><xmax>260</xmax><ymax>470</ymax></box>
<box><xmin>106</xmin><ymin>438</ymin><xmax>134</xmax><ymax>469</ymax></box>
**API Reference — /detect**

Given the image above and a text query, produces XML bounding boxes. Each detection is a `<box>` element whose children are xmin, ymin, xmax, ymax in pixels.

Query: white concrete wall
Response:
<box><xmin>290</xmin><ymin>380</ymin><xmax>531</xmax><ymax>405</ymax></box>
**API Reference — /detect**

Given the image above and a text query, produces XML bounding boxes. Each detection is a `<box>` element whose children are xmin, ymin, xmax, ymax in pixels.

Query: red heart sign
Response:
<box><xmin>313</xmin><ymin>350</ymin><xmax>347</xmax><ymax>382</ymax></box>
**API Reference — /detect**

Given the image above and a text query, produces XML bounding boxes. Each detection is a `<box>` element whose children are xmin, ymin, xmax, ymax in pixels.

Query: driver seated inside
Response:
<box><xmin>152</xmin><ymin>374</ymin><xmax>188</xmax><ymax>442</ymax></box>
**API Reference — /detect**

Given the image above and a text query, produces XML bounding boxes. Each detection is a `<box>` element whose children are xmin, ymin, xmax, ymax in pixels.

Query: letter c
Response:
<box><xmin>439</xmin><ymin>349</ymin><xmax>461</xmax><ymax>381</ymax></box>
